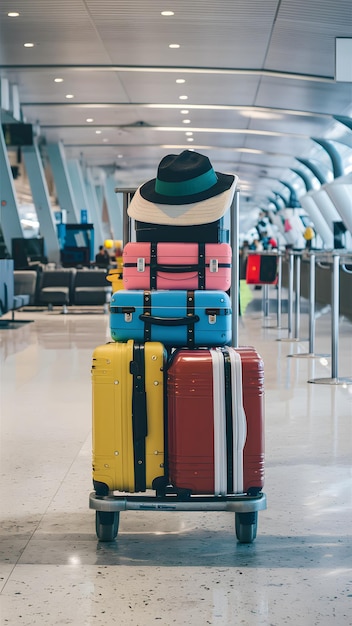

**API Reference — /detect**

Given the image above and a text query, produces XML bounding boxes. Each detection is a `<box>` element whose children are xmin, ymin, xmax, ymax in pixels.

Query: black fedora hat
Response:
<box><xmin>127</xmin><ymin>150</ymin><xmax>237</xmax><ymax>225</ymax></box>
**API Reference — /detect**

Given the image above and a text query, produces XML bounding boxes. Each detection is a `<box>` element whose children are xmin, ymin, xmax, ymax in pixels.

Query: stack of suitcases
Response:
<box><xmin>91</xmin><ymin>151</ymin><xmax>266</xmax><ymax>542</ymax></box>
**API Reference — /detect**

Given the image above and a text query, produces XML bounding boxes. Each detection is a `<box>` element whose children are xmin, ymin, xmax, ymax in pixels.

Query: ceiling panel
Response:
<box><xmin>7</xmin><ymin>70</ymin><xmax>129</xmax><ymax>104</ymax></box>
<box><xmin>255</xmin><ymin>77</ymin><xmax>352</xmax><ymax>116</ymax></box>
<box><xmin>87</xmin><ymin>0</ymin><xmax>278</xmax><ymax>68</ymax></box>
<box><xmin>266</xmin><ymin>0</ymin><xmax>352</xmax><ymax>75</ymax></box>
<box><xmin>114</xmin><ymin>72</ymin><xmax>261</xmax><ymax>106</ymax></box>
<box><xmin>0</xmin><ymin>0</ymin><xmax>351</xmax><ymax>209</ymax></box>
<box><xmin>22</xmin><ymin>104</ymin><xmax>254</xmax><ymax>128</ymax></box>
<box><xmin>0</xmin><ymin>1</ymin><xmax>110</xmax><ymax>65</ymax></box>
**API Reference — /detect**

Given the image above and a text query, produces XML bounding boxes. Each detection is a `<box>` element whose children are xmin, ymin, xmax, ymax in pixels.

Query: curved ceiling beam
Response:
<box><xmin>311</xmin><ymin>138</ymin><xmax>344</xmax><ymax>178</ymax></box>
<box><xmin>22</xmin><ymin>101</ymin><xmax>332</xmax><ymax>120</ymax></box>
<box><xmin>267</xmin><ymin>196</ymin><xmax>282</xmax><ymax>212</ymax></box>
<box><xmin>1</xmin><ymin>64</ymin><xmax>336</xmax><ymax>83</ymax></box>
<box><xmin>295</xmin><ymin>158</ymin><xmax>327</xmax><ymax>185</ymax></box>
<box><xmin>290</xmin><ymin>168</ymin><xmax>314</xmax><ymax>192</ymax></box>
<box><xmin>274</xmin><ymin>191</ymin><xmax>289</xmax><ymax>207</ymax></box>
<box><xmin>40</xmin><ymin>123</ymin><xmax>311</xmax><ymax>140</ymax></box>
<box><xmin>279</xmin><ymin>180</ymin><xmax>300</xmax><ymax>207</ymax></box>
<box><xmin>333</xmin><ymin>115</ymin><xmax>352</xmax><ymax>131</ymax></box>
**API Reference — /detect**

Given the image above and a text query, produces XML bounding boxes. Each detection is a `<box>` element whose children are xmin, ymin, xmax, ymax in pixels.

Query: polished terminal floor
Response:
<box><xmin>1</xmin><ymin>290</ymin><xmax>351</xmax><ymax>626</ymax></box>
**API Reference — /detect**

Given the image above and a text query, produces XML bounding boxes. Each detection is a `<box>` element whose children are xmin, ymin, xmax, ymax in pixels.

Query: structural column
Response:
<box><xmin>104</xmin><ymin>175</ymin><xmax>123</xmax><ymax>241</ymax></box>
<box><xmin>84</xmin><ymin>168</ymin><xmax>106</xmax><ymax>251</ymax></box>
<box><xmin>46</xmin><ymin>142</ymin><xmax>79</xmax><ymax>223</ymax></box>
<box><xmin>22</xmin><ymin>144</ymin><xmax>61</xmax><ymax>265</ymax></box>
<box><xmin>67</xmin><ymin>159</ymin><xmax>91</xmax><ymax>223</ymax></box>
<box><xmin>0</xmin><ymin>126</ymin><xmax>23</xmax><ymax>254</ymax></box>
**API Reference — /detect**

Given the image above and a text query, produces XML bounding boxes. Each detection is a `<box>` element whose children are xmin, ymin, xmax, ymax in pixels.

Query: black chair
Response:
<box><xmin>73</xmin><ymin>269</ymin><xmax>112</xmax><ymax>310</ymax></box>
<box><xmin>38</xmin><ymin>269</ymin><xmax>76</xmax><ymax>313</ymax></box>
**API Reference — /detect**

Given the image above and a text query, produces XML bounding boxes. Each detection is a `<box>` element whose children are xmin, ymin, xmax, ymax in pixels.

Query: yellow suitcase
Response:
<box><xmin>92</xmin><ymin>340</ymin><xmax>165</xmax><ymax>494</ymax></box>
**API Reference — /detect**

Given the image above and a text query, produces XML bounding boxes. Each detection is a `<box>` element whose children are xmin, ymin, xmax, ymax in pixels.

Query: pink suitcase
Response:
<box><xmin>122</xmin><ymin>242</ymin><xmax>232</xmax><ymax>291</ymax></box>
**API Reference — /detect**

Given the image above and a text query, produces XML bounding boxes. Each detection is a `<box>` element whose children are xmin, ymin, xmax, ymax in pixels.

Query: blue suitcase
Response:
<box><xmin>110</xmin><ymin>290</ymin><xmax>232</xmax><ymax>347</ymax></box>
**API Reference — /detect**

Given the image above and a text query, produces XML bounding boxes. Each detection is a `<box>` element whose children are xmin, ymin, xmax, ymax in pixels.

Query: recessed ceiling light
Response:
<box><xmin>65</xmin><ymin>94</ymin><xmax>74</xmax><ymax>99</ymax></box>
<box><xmin>8</xmin><ymin>12</ymin><xmax>20</xmax><ymax>17</ymax></box>
<box><xmin>176</xmin><ymin>79</ymin><xmax>185</xmax><ymax>84</ymax></box>
<box><xmin>24</xmin><ymin>42</ymin><xmax>34</xmax><ymax>48</ymax></box>
<box><xmin>179</xmin><ymin>95</ymin><xmax>188</xmax><ymax>100</ymax></box>
<box><xmin>169</xmin><ymin>44</ymin><xmax>180</xmax><ymax>49</ymax></box>
<box><xmin>182</xmin><ymin>119</ymin><xmax>191</xmax><ymax>124</ymax></box>
<box><xmin>117</xmin><ymin>154</ymin><xmax>123</xmax><ymax>158</ymax></box>
<box><xmin>86</xmin><ymin>118</ymin><xmax>94</xmax><ymax>123</ymax></box>
<box><xmin>185</xmin><ymin>131</ymin><xmax>193</xmax><ymax>136</ymax></box>
<box><xmin>187</xmin><ymin>138</ymin><xmax>194</xmax><ymax>142</ymax></box>
<box><xmin>95</xmin><ymin>130</ymin><xmax>102</xmax><ymax>134</ymax></box>
<box><xmin>54</xmin><ymin>78</ymin><xmax>63</xmax><ymax>83</ymax></box>
<box><xmin>181</xmin><ymin>110</ymin><xmax>189</xmax><ymax>114</ymax></box>
<box><xmin>161</xmin><ymin>11</ymin><xmax>174</xmax><ymax>16</ymax></box>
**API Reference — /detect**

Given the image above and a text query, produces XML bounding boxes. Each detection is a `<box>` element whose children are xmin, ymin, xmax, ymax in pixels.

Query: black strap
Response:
<box><xmin>130</xmin><ymin>343</ymin><xmax>147</xmax><ymax>492</ymax></box>
<box><xmin>186</xmin><ymin>290</ymin><xmax>195</xmax><ymax>347</ymax></box>
<box><xmin>150</xmin><ymin>242</ymin><xmax>158</xmax><ymax>290</ymax></box>
<box><xmin>148</xmin><ymin>242</ymin><xmax>207</xmax><ymax>289</ymax></box>
<box><xmin>198</xmin><ymin>243</ymin><xmax>206</xmax><ymax>289</ymax></box>
<box><xmin>222</xmin><ymin>349</ymin><xmax>234</xmax><ymax>494</ymax></box>
<box><xmin>143</xmin><ymin>291</ymin><xmax>152</xmax><ymax>341</ymax></box>
<box><xmin>142</xmin><ymin>290</ymin><xmax>197</xmax><ymax>345</ymax></box>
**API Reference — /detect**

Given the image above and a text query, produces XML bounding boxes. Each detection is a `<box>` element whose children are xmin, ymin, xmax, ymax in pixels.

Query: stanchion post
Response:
<box><xmin>288</xmin><ymin>251</ymin><xmax>329</xmax><ymax>359</ymax></box>
<box><xmin>277</xmin><ymin>253</ymin><xmax>282</xmax><ymax>328</ymax></box>
<box><xmin>308</xmin><ymin>251</ymin><xmax>352</xmax><ymax>384</ymax></box>
<box><xmin>294</xmin><ymin>253</ymin><xmax>301</xmax><ymax>339</ymax></box>
<box><xmin>288</xmin><ymin>251</ymin><xmax>294</xmax><ymax>338</ymax></box>
<box><xmin>331</xmin><ymin>253</ymin><xmax>340</xmax><ymax>379</ymax></box>
<box><xmin>231</xmin><ymin>190</ymin><xmax>240</xmax><ymax>348</ymax></box>
<box><xmin>122</xmin><ymin>192</ymin><xmax>131</xmax><ymax>246</ymax></box>
<box><xmin>263</xmin><ymin>284</ymin><xmax>269</xmax><ymax>318</ymax></box>
<box><xmin>308</xmin><ymin>253</ymin><xmax>316</xmax><ymax>354</ymax></box>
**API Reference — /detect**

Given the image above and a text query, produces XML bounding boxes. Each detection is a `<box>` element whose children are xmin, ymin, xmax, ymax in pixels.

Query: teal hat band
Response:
<box><xmin>155</xmin><ymin>168</ymin><xmax>218</xmax><ymax>197</ymax></box>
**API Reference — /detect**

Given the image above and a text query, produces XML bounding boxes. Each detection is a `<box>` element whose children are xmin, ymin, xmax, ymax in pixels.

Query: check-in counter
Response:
<box><xmin>281</xmin><ymin>250</ymin><xmax>352</xmax><ymax>321</ymax></box>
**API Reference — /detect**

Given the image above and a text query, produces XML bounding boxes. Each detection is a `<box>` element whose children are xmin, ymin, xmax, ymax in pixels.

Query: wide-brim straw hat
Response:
<box><xmin>127</xmin><ymin>150</ymin><xmax>238</xmax><ymax>226</ymax></box>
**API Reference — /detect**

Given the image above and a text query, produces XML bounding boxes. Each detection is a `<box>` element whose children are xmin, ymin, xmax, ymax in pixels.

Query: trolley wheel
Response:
<box><xmin>235</xmin><ymin>511</ymin><xmax>258</xmax><ymax>544</ymax></box>
<box><xmin>95</xmin><ymin>511</ymin><xmax>120</xmax><ymax>541</ymax></box>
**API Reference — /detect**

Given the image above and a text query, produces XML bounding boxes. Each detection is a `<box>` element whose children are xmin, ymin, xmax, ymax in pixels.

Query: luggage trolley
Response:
<box><xmin>89</xmin><ymin>188</ymin><xmax>267</xmax><ymax>543</ymax></box>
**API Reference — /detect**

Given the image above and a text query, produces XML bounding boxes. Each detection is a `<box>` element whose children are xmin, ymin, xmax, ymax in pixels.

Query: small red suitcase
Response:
<box><xmin>167</xmin><ymin>346</ymin><xmax>264</xmax><ymax>496</ymax></box>
<box><xmin>122</xmin><ymin>242</ymin><xmax>232</xmax><ymax>291</ymax></box>
<box><xmin>245</xmin><ymin>253</ymin><xmax>278</xmax><ymax>284</ymax></box>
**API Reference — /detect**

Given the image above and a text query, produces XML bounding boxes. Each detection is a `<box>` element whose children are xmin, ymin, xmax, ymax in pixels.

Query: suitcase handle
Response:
<box><xmin>154</xmin><ymin>263</ymin><xmax>199</xmax><ymax>273</ymax></box>
<box><xmin>139</xmin><ymin>313</ymin><xmax>200</xmax><ymax>326</ymax></box>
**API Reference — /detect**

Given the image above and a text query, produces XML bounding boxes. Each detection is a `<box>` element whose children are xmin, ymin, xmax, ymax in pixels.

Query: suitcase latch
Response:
<box><xmin>120</xmin><ymin>305</ymin><xmax>135</xmax><ymax>322</ymax></box>
<box><xmin>209</xmin><ymin>258</ymin><xmax>218</xmax><ymax>273</ymax></box>
<box><xmin>137</xmin><ymin>257</ymin><xmax>145</xmax><ymax>272</ymax></box>
<box><xmin>206</xmin><ymin>307</ymin><xmax>220</xmax><ymax>324</ymax></box>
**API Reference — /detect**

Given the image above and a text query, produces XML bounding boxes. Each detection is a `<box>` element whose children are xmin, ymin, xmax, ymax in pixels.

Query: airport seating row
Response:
<box><xmin>1</xmin><ymin>263</ymin><xmax>112</xmax><ymax>317</ymax></box>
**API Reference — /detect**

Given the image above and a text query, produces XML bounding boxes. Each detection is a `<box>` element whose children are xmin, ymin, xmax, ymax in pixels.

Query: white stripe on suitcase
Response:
<box><xmin>228</xmin><ymin>348</ymin><xmax>247</xmax><ymax>494</ymax></box>
<box><xmin>211</xmin><ymin>349</ymin><xmax>227</xmax><ymax>496</ymax></box>
<box><xmin>211</xmin><ymin>348</ymin><xmax>247</xmax><ymax>495</ymax></box>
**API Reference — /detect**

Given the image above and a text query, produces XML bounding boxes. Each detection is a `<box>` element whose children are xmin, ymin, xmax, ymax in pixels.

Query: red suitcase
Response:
<box><xmin>245</xmin><ymin>253</ymin><xmax>278</xmax><ymax>284</ymax></box>
<box><xmin>122</xmin><ymin>242</ymin><xmax>232</xmax><ymax>291</ymax></box>
<box><xmin>167</xmin><ymin>346</ymin><xmax>264</xmax><ymax>496</ymax></box>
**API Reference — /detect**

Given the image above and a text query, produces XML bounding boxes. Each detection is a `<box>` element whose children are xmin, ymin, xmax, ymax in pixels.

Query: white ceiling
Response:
<box><xmin>0</xmin><ymin>0</ymin><xmax>351</xmax><ymax>210</ymax></box>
